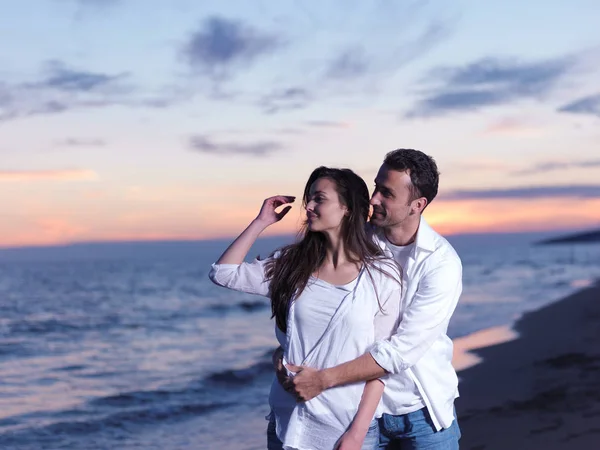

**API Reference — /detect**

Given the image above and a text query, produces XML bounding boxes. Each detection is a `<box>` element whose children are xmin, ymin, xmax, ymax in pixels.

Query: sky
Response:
<box><xmin>1</xmin><ymin>0</ymin><xmax>600</xmax><ymax>248</ymax></box>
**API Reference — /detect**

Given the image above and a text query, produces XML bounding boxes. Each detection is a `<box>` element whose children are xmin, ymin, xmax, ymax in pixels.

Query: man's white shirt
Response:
<box><xmin>370</xmin><ymin>217</ymin><xmax>462</xmax><ymax>430</ymax></box>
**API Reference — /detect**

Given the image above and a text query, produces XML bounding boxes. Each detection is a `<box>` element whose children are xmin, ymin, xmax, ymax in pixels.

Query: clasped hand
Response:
<box><xmin>274</xmin><ymin>349</ymin><xmax>327</xmax><ymax>402</ymax></box>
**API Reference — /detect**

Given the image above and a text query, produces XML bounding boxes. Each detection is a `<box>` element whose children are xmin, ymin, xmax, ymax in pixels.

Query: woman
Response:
<box><xmin>209</xmin><ymin>167</ymin><xmax>401</xmax><ymax>450</ymax></box>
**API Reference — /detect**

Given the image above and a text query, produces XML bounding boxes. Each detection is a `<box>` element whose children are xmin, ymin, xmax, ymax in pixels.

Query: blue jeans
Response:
<box><xmin>267</xmin><ymin>414</ymin><xmax>380</xmax><ymax>450</ymax></box>
<box><xmin>378</xmin><ymin>407</ymin><xmax>461</xmax><ymax>449</ymax></box>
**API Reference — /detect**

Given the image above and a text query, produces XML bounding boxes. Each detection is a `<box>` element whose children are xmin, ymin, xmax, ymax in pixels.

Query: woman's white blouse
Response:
<box><xmin>209</xmin><ymin>256</ymin><xmax>401</xmax><ymax>450</ymax></box>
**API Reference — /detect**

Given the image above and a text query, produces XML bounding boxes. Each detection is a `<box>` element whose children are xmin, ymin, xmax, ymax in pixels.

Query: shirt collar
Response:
<box><xmin>414</xmin><ymin>216</ymin><xmax>437</xmax><ymax>253</ymax></box>
<box><xmin>372</xmin><ymin>216</ymin><xmax>437</xmax><ymax>253</ymax></box>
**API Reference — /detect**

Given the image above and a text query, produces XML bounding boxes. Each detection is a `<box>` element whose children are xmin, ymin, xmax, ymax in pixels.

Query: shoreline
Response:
<box><xmin>453</xmin><ymin>325</ymin><xmax>519</xmax><ymax>372</ymax></box>
<box><xmin>452</xmin><ymin>279</ymin><xmax>596</xmax><ymax>373</ymax></box>
<box><xmin>455</xmin><ymin>281</ymin><xmax>600</xmax><ymax>449</ymax></box>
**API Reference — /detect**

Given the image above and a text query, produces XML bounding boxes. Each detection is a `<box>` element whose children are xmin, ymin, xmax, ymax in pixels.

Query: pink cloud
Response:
<box><xmin>0</xmin><ymin>169</ymin><xmax>98</xmax><ymax>182</ymax></box>
<box><xmin>481</xmin><ymin>118</ymin><xmax>545</xmax><ymax>137</ymax></box>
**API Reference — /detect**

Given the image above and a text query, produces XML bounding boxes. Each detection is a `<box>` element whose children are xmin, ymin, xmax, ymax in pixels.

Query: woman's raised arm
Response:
<box><xmin>209</xmin><ymin>195</ymin><xmax>295</xmax><ymax>297</ymax></box>
<box><xmin>216</xmin><ymin>195</ymin><xmax>295</xmax><ymax>264</ymax></box>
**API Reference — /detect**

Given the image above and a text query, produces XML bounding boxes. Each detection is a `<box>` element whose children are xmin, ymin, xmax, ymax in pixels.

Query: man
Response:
<box><xmin>278</xmin><ymin>149</ymin><xmax>463</xmax><ymax>449</ymax></box>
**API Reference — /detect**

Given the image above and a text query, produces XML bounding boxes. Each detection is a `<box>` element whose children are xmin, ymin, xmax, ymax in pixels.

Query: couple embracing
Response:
<box><xmin>209</xmin><ymin>149</ymin><xmax>462</xmax><ymax>450</ymax></box>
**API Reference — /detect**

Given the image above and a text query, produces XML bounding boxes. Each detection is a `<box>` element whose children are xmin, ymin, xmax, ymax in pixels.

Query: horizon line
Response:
<box><xmin>1</xmin><ymin>225</ymin><xmax>597</xmax><ymax>252</ymax></box>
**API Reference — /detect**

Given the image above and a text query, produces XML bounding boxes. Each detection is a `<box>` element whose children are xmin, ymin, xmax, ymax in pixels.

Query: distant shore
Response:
<box><xmin>455</xmin><ymin>281</ymin><xmax>600</xmax><ymax>449</ymax></box>
<box><xmin>537</xmin><ymin>228</ymin><xmax>600</xmax><ymax>245</ymax></box>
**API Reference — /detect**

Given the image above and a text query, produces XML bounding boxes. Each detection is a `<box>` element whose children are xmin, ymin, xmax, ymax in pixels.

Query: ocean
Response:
<box><xmin>1</xmin><ymin>232</ymin><xmax>599</xmax><ymax>449</ymax></box>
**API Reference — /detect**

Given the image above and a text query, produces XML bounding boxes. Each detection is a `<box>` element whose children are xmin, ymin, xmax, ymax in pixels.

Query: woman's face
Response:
<box><xmin>305</xmin><ymin>177</ymin><xmax>348</xmax><ymax>233</ymax></box>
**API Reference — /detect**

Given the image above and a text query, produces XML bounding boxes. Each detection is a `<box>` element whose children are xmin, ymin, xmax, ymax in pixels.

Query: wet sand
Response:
<box><xmin>455</xmin><ymin>281</ymin><xmax>600</xmax><ymax>449</ymax></box>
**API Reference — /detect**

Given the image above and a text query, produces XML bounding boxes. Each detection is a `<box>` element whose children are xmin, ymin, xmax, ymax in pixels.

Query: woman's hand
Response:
<box><xmin>213</xmin><ymin>195</ymin><xmax>294</xmax><ymax>265</ymax></box>
<box><xmin>334</xmin><ymin>430</ymin><xmax>365</xmax><ymax>450</ymax></box>
<box><xmin>255</xmin><ymin>196</ymin><xmax>295</xmax><ymax>227</ymax></box>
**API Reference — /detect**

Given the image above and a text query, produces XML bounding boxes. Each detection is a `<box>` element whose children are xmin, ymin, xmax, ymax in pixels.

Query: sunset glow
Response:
<box><xmin>1</xmin><ymin>1</ymin><xmax>599</xmax><ymax>248</ymax></box>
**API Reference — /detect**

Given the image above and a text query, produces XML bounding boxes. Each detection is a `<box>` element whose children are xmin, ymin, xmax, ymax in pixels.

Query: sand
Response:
<box><xmin>455</xmin><ymin>282</ymin><xmax>600</xmax><ymax>449</ymax></box>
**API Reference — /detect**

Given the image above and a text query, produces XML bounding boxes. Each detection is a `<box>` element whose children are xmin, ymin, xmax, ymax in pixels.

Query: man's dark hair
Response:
<box><xmin>383</xmin><ymin>149</ymin><xmax>439</xmax><ymax>205</ymax></box>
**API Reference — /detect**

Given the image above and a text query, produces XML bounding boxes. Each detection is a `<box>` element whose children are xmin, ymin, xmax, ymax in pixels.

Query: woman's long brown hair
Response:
<box><xmin>265</xmin><ymin>167</ymin><xmax>400</xmax><ymax>332</ymax></box>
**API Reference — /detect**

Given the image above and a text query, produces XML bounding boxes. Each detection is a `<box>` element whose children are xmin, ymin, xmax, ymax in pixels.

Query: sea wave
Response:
<box><xmin>0</xmin><ymin>401</ymin><xmax>230</xmax><ymax>447</ymax></box>
<box><xmin>204</xmin><ymin>360</ymin><xmax>274</xmax><ymax>385</ymax></box>
<box><xmin>206</xmin><ymin>300</ymin><xmax>269</xmax><ymax>314</ymax></box>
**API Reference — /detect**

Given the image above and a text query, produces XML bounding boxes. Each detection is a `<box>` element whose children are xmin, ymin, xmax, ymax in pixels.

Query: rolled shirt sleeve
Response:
<box><xmin>208</xmin><ymin>256</ymin><xmax>275</xmax><ymax>297</ymax></box>
<box><xmin>370</xmin><ymin>255</ymin><xmax>462</xmax><ymax>374</ymax></box>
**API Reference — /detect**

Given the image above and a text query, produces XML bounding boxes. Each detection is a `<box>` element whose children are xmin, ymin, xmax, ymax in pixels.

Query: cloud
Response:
<box><xmin>274</xmin><ymin>127</ymin><xmax>306</xmax><ymax>135</ymax></box>
<box><xmin>0</xmin><ymin>61</ymin><xmax>180</xmax><ymax>122</ymax></box>
<box><xmin>0</xmin><ymin>84</ymin><xmax>12</xmax><ymax>106</ymax></box>
<box><xmin>442</xmin><ymin>185</ymin><xmax>600</xmax><ymax>200</ymax></box>
<box><xmin>184</xmin><ymin>16</ymin><xmax>280</xmax><ymax>77</ymax></box>
<box><xmin>449</xmin><ymin>160</ymin><xmax>516</xmax><ymax>172</ymax></box>
<box><xmin>0</xmin><ymin>169</ymin><xmax>98</xmax><ymax>182</ymax></box>
<box><xmin>304</xmin><ymin>120</ymin><xmax>350</xmax><ymax>128</ymax></box>
<box><xmin>511</xmin><ymin>160</ymin><xmax>600</xmax><ymax>176</ymax></box>
<box><xmin>66</xmin><ymin>0</ymin><xmax>120</xmax><ymax>5</ymax></box>
<box><xmin>322</xmin><ymin>19</ymin><xmax>452</xmax><ymax>85</ymax></box>
<box><xmin>189</xmin><ymin>135</ymin><xmax>284</xmax><ymax>156</ymax></box>
<box><xmin>30</xmin><ymin>61</ymin><xmax>128</xmax><ymax>93</ymax></box>
<box><xmin>441</xmin><ymin>58</ymin><xmax>569</xmax><ymax>91</ymax></box>
<box><xmin>56</xmin><ymin>138</ymin><xmax>107</xmax><ymax>147</ymax></box>
<box><xmin>407</xmin><ymin>56</ymin><xmax>574</xmax><ymax>118</ymax></box>
<box><xmin>34</xmin><ymin>101</ymin><xmax>69</xmax><ymax>115</ymax></box>
<box><xmin>196</xmin><ymin>5</ymin><xmax>454</xmax><ymax>114</ymax></box>
<box><xmin>259</xmin><ymin>87</ymin><xmax>312</xmax><ymax>114</ymax></box>
<box><xmin>77</xmin><ymin>0</ymin><xmax>120</xmax><ymax>4</ymax></box>
<box><xmin>57</xmin><ymin>0</ymin><xmax>121</xmax><ymax>10</ymax></box>
<box><xmin>482</xmin><ymin>118</ymin><xmax>545</xmax><ymax>137</ymax></box>
<box><xmin>326</xmin><ymin>48</ymin><xmax>370</xmax><ymax>80</ymax></box>
<box><xmin>412</xmin><ymin>90</ymin><xmax>506</xmax><ymax>114</ymax></box>
<box><xmin>392</xmin><ymin>20</ymin><xmax>454</xmax><ymax>69</ymax></box>
<box><xmin>558</xmin><ymin>93</ymin><xmax>600</xmax><ymax>117</ymax></box>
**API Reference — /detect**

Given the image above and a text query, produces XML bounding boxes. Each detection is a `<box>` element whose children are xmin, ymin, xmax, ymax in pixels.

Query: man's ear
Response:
<box><xmin>411</xmin><ymin>197</ymin><xmax>428</xmax><ymax>215</ymax></box>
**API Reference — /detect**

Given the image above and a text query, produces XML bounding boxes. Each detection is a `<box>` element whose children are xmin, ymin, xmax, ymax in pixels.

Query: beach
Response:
<box><xmin>456</xmin><ymin>281</ymin><xmax>600</xmax><ymax>449</ymax></box>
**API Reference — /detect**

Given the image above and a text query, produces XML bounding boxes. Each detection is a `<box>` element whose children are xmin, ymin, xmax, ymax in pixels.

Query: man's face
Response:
<box><xmin>370</xmin><ymin>164</ymin><xmax>419</xmax><ymax>229</ymax></box>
